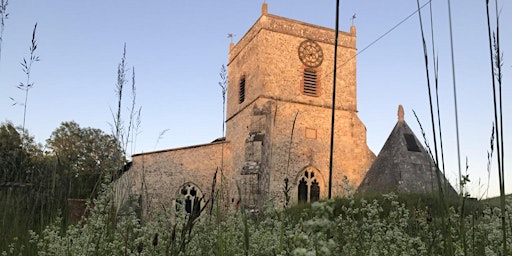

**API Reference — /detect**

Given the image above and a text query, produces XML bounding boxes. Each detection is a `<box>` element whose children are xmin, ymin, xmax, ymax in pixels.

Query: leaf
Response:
<box><xmin>31</xmin><ymin>23</ymin><xmax>37</xmax><ymax>41</ymax></box>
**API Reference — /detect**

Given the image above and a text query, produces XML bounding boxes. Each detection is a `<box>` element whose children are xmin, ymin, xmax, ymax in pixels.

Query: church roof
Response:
<box><xmin>356</xmin><ymin>105</ymin><xmax>457</xmax><ymax>197</ymax></box>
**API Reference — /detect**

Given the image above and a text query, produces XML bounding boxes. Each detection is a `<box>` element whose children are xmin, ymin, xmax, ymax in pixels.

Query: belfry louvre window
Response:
<box><xmin>302</xmin><ymin>68</ymin><xmax>318</xmax><ymax>96</ymax></box>
<box><xmin>239</xmin><ymin>76</ymin><xmax>246</xmax><ymax>103</ymax></box>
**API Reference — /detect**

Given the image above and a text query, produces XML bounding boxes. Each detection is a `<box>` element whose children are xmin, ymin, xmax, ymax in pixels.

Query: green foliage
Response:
<box><xmin>46</xmin><ymin>121</ymin><xmax>122</xmax><ymax>199</ymax></box>
<box><xmin>0</xmin><ymin>122</ymin><xmax>55</xmax><ymax>254</ymax></box>
<box><xmin>4</xmin><ymin>188</ymin><xmax>509</xmax><ymax>255</ymax></box>
<box><xmin>0</xmin><ymin>121</ymin><xmax>124</xmax><ymax>253</ymax></box>
<box><xmin>0</xmin><ymin>121</ymin><xmax>30</xmax><ymax>182</ymax></box>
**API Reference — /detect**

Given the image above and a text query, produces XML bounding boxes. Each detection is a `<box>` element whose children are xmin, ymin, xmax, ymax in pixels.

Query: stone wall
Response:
<box><xmin>121</xmin><ymin>6</ymin><xmax>376</xmax><ymax>214</ymax></box>
<box><xmin>225</xmin><ymin>11</ymin><xmax>373</xmax><ymax>208</ymax></box>
<box><xmin>265</xmin><ymin>100</ymin><xmax>375</xmax><ymax>206</ymax></box>
<box><xmin>227</xmin><ymin>13</ymin><xmax>358</xmax><ymax>122</ymax></box>
<box><xmin>124</xmin><ymin>141</ymin><xmax>232</xmax><ymax>216</ymax></box>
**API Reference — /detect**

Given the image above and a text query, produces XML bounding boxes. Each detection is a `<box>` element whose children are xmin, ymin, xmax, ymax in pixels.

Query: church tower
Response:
<box><xmin>225</xmin><ymin>4</ymin><xmax>375</xmax><ymax>208</ymax></box>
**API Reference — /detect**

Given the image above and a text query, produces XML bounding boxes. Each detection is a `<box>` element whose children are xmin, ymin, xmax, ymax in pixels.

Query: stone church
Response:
<box><xmin>118</xmin><ymin>4</ymin><xmax>454</xmax><ymax>216</ymax></box>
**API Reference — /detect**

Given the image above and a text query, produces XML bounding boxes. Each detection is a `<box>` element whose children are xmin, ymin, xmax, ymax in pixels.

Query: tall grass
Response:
<box><xmin>0</xmin><ymin>42</ymin><xmax>136</xmax><ymax>255</ymax></box>
<box><xmin>0</xmin><ymin>0</ymin><xmax>8</xmax><ymax>64</ymax></box>
<box><xmin>414</xmin><ymin>0</ymin><xmax>508</xmax><ymax>255</ymax></box>
<box><xmin>484</xmin><ymin>123</ymin><xmax>495</xmax><ymax>199</ymax></box>
<box><xmin>114</xmin><ymin>44</ymin><xmax>127</xmax><ymax>147</ymax></box>
<box><xmin>2</xmin><ymin>2</ymin><xmax>510</xmax><ymax>256</ymax></box>
<box><xmin>12</xmin><ymin>189</ymin><xmax>510</xmax><ymax>255</ymax></box>
<box><xmin>1</xmin><ymin>23</ymin><xmax>45</xmax><ymax>254</ymax></box>
<box><xmin>218</xmin><ymin>64</ymin><xmax>227</xmax><ymax>171</ymax></box>
<box><xmin>428</xmin><ymin>1</ymin><xmax>447</xmax><ymax>188</ymax></box>
<box><xmin>18</xmin><ymin>23</ymin><xmax>39</xmax><ymax>138</ymax></box>
<box><xmin>485</xmin><ymin>0</ymin><xmax>507</xmax><ymax>253</ymax></box>
<box><xmin>111</xmin><ymin>43</ymin><xmax>139</xmax><ymax>159</ymax></box>
<box><xmin>414</xmin><ymin>1</ymin><xmax>455</xmax><ymax>254</ymax></box>
<box><xmin>0</xmin><ymin>126</ymin><xmax>65</xmax><ymax>254</ymax></box>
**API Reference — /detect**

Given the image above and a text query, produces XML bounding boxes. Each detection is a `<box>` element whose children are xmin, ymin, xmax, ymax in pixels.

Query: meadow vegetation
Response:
<box><xmin>1</xmin><ymin>1</ymin><xmax>510</xmax><ymax>255</ymax></box>
<box><xmin>3</xmin><ymin>180</ymin><xmax>512</xmax><ymax>255</ymax></box>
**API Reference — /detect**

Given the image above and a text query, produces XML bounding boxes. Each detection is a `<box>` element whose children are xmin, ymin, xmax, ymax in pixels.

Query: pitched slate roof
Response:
<box><xmin>357</xmin><ymin>105</ymin><xmax>457</xmax><ymax>197</ymax></box>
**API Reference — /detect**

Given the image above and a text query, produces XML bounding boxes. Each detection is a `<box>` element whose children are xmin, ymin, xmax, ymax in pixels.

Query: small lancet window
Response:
<box><xmin>302</xmin><ymin>68</ymin><xmax>318</xmax><ymax>96</ymax></box>
<box><xmin>310</xmin><ymin>180</ymin><xmax>320</xmax><ymax>201</ymax></box>
<box><xmin>239</xmin><ymin>76</ymin><xmax>246</xmax><ymax>103</ymax></box>
<box><xmin>298</xmin><ymin>168</ymin><xmax>320</xmax><ymax>203</ymax></box>
<box><xmin>404</xmin><ymin>133</ymin><xmax>421</xmax><ymax>152</ymax></box>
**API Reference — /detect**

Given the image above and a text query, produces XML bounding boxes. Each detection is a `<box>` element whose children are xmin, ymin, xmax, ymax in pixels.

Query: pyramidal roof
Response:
<box><xmin>357</xmin><ymin>105</ymin><xmax>457</xmax><ymax>197</ymax></box>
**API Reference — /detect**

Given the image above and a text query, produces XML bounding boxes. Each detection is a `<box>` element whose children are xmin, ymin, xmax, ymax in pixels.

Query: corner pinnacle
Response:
<box><xmin>398</xmin><ymin>105</ymin><xmax>404</xmax><ymax>122</ymax></box>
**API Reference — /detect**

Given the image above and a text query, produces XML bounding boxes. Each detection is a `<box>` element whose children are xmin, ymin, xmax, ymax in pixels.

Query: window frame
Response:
<box><xmin>239</xmin><ymin>75</ymin><xmax>246</xmax><ymax>104</ymax></box>
<box><xmin>301</xmin><ymin>67</ymin><xmax>321</xmax><ymax>97</ymax></box>
<box><xmin>176</xmin><ymin>183</ymin><xmax>204</xmax><ymax>216</ymax></box>
<box><xmin>297</xmin><ymin>168</ymin><xmax>321</xmax><ymax>203</ymax></box>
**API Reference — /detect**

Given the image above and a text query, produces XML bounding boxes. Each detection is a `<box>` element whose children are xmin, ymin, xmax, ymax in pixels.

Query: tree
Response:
<box><xmin>0</xmin><ymin>121</ymin><xmax>53</xmax><ymax>251</ymax></box>
<box><xmin>0</xmin><ymin>121</ymin><xmax>24</xmax><ymax>183</ymax></box>
<box><xmin>0</xmin><ymin>121</ymin><xmax>39</xmax><ymax>184</ymax></box>
<box><xmin>46</xmin><ymin>121</ymin><xmax>122</xmax><ymax>199</ymax></box>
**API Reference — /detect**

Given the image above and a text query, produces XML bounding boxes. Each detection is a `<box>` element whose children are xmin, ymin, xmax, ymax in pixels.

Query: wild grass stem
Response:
<box><xmin>0</xmin><ymin>0</ymin><xmax>8</xmax><ymax>64</ymax></box>
<box><xmin>413</xmin><ymin>110</ymin><xmax>454</xmax><ymax>255</ymax></box>
<box><xmin>125</xmin><ymin>67</ymin><xmax>136</xmax><ymax>155</ymax></box>
<box><xmin>485</xmin><ymin>0</ymin><xmax>507</xmax><ymax>253</ymax></box>
<box><xmin>19</xmin><ymin>23</ymin><xmax>39</xmax><ymax>138</ymax></box>
<box><xmin>485</xmin><ymin>123</ymin><xmax>495</xmax><ymax>199</ymax></box>
<box><xmin>446</xmin><ymin>0</ymin><xmax>463</xmax><ymax>196</ymax></box>
<box><xmin>428</xmin><ymin>2</ymin><xmax>447</xmax><ymax>191</ymax></box>
<box><xmin>415</xmin><ymin>0</ymin><xmax>439</xmax><ymax>168</ymax></box>
<box><xmin>114</xmin><ymin>44</ymin><xmax>127</xmax><ymax>146</ymax></box>
<box><xmin>218</xmin><ymin>64</ymin><xmax>227</xmax><ymax>170</ymax></box>
<box><xmin>493</xmin><ymin>0</ymin><xmax>504</xmax><ymax>194</ymax></box>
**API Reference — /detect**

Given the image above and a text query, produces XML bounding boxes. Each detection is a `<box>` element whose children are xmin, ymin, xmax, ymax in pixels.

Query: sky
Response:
<box><xmin>0</xmin><ymin>0</ymin><xmax>510</xmax><ymax>199</ymax></box>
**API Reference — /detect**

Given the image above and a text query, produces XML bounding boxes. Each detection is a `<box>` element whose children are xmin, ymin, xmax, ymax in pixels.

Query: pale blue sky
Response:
<box><xmin>0</xmin><ymin>0</ymin><xmax>510</xmax><ymax>198</ymax></box>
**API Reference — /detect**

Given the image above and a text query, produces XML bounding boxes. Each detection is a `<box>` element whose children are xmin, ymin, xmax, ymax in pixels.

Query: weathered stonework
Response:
<box><xmin>225</xmin><ymin>5</ymin><xmax>373</xmax><ymax>208</ymax></box>
<box><xmin>121</xmin><ymin>141</ymin><xmax>232</xmax><ymax>217</ymax></box>
<box><xmin>356</xmin><ymin>107</ymin><xmax>458</xmax><ymax>197</ymax></box>
<box><xmin>120</xmin><ymin>4</ymin><xmax>375</xmax><ymax>214</ymax></box>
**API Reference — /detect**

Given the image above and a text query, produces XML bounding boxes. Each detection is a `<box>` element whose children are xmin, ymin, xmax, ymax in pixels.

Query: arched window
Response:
<box><xmin>176</xmin><ymin>183</ymin><xmax>203</xmax><ymax>216</ymax></box>
<box><xmin>298</xmin><ymin>168</ymin><xmax>320</xmax><ymax>203</ymax></box>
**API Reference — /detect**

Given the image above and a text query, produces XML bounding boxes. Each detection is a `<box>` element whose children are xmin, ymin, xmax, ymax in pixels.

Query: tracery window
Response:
<box><xmin>176</xmin><ymin>183</ymin><xmax>203</xmax><ymax>216</ymax></box>
<box><xmin>298</xmin><ymin>168</ymin><xmax>320</xmax><ymax>203</ymax></box>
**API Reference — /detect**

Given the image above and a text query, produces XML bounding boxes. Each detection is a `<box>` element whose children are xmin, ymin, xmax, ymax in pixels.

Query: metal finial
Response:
<box><xmin>351</xmin><ymin>13</ymin><xmax>356</xmax><ymax>25</ymax></box>
<box><xmin>227</xmin><ymin>33</ymin><xmax>236</xmax><ymax>43</ymax></box>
